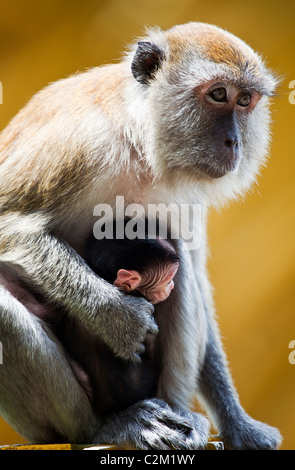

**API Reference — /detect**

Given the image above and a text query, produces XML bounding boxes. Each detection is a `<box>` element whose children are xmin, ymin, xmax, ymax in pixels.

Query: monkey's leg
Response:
<box><xmin>0</xmin><ymin>286</ymin><xmax>99</xmax><ymax>443</ymax></box>
<box><xmin>197</xmin><ymin>319</ymin><xmax>282</xmax><ymax>450</ymax></box>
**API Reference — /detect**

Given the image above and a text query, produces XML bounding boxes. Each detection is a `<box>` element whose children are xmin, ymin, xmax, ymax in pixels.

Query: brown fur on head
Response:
<box><xmin>128</xmin><ymin>23</ymin><xmax>279</xmax><ymax>205</ymax></box>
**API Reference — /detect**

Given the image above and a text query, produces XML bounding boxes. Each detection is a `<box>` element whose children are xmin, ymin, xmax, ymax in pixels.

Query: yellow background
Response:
<box><xmin>0</xmin><ymin>0</ymin><xmax>294</xmax><ymax>450</ymax></box>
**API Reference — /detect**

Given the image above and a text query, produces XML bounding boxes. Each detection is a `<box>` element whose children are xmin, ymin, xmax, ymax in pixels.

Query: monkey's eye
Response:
<box><xmin>237</xmin><ymin>93</ymin><xmax>251</xmax><ymax>107</ymax></box>
<box><xmin>209</xmin><ymin>87</ymin><xmax>227</xmax><ymax>102</ymax></box>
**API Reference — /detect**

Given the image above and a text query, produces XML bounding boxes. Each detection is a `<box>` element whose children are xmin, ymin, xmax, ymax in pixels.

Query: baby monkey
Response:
<box><xmin>86</xmin><ymin>220</ymin><xmax>179</xmax><ymax>305</ymax></box>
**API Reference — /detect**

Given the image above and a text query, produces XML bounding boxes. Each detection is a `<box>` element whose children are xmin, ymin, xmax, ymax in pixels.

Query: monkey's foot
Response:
<box><xmin>98</xmin><ymin>398</ymin><xmax>210</xmax><ymax>450</ymax></box>
<box><xmin>220</xmin><ymin>413</ymin><xmax>282</xmax><ymax>450</ymax></box>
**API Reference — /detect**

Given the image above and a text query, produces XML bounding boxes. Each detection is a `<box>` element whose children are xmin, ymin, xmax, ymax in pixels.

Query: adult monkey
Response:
<box><xmin>0</xmin><ymin>23</ymin><xmax>281</xmax><ymax>449</ymax></box>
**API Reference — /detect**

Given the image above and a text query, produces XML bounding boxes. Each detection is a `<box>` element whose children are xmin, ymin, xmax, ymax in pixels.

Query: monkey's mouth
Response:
<box><xmin>201</xmin><ymin>164</ymin><xmax>227</xmax><ymax>179</ymax></box>
<box><xmin>199</xmin><ymin>154</ymin><xmax>240</xmax><ymax>179</ymax></box>
<box><xmin>199</xmin><ymin>163</ymin><xmax>235</xmax><ymax>179</ymax></box>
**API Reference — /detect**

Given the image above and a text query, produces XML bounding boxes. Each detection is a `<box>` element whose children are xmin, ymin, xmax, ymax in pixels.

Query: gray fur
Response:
<box><xmin>0</xmin><ymin>23</ymin><xmax>282</xmax><ymax>449</ymax></box>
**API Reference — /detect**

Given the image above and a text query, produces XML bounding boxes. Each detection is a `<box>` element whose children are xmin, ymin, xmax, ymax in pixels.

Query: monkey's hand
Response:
<box><xmin>89</xmin><ymin>290</ymin><xmax>158</xmax><ymax>363</ymax></box>
<box><xmin>220</xmin><ymin>410</ymin><xmax>282</xmax><ymax>450</ymax></box>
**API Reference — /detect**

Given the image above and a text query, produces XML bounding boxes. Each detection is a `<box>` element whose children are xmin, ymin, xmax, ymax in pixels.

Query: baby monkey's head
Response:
<box><xmin>86</xmin><ymin>221</ymin><xmax>179</xmax><ymax>305</ymax></box>
<box><xmin>113</xmin><ymin>238</ymin><xmax>179</xmax><ymax>305</ymax></box>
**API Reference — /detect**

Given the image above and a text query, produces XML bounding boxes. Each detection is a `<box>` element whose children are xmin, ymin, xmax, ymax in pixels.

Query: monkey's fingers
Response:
<box><xmin>140</xmin><ymin>411</ymin><xmax>199</xmax><ymax>450</ymax></box>
<box><xmin>131</xmin><ymin>353</ymin><xmax>142</xmax><ymax>364</ymax></box>
<box><xmin>130</xmin><ymin>343</ymin><xmax>146</xmax><ymax>363</ymax></box>
<box><xmin>140</xmin><ymin>424</ymin><xmax>191</xmax><ymax>451</ymax></box>
<box><xmin>158</xmin><ymin>411</ymin><xmax>194</xmax><ymax>434</ymax></box>
<box><xmin>136</xmin><ymin>343</ymin><xmax>146</xmax><ymax>355</ymax></box>
<box><xmin>147</xmin><ymin>321</ymin><xmax>159</xmax><ymax>336</ymax></box>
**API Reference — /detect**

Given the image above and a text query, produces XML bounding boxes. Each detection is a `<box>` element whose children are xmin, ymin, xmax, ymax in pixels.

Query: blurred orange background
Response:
<box><xmin>0</xmin><ymin>0</ymin><xmax>294</xmax><ymax>450</ymax></box>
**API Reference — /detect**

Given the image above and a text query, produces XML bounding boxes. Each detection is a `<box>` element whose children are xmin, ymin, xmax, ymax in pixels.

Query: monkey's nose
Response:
<box><xmin>223</xmin><ymin>138</ymin><xmax>239</xmax><ymax>169</ymax></box>
<box><xmin>224</xmin><ymin>138</ymin><xmax>238</xmax><ymax>153</ymax></box>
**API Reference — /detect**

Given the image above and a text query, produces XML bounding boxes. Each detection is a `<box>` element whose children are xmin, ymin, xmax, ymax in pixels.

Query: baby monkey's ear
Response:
<box><xmin>113</xmin><ymin>269</ymin><xmax>142</xmax><ymax>292</ymax></box>
<box><xmin>131</xmin><ymin>41</ymin><xmax>166</xmax><ymax>85</ymax></box>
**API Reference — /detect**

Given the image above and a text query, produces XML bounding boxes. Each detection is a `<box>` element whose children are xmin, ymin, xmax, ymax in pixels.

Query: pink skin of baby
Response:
<box><xmin>113</xmin><ymin>262</ymin><xmax>179</xmax><ymax>305</ymax></box>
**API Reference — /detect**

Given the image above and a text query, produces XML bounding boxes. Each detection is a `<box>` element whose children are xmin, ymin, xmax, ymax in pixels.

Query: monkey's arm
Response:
<box><xmin>0</xmin><ymin>215</ymin><xmax>157</xmax><ymax>362</ymax></box>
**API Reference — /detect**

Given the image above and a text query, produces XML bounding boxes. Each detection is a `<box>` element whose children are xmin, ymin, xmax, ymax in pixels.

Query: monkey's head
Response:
<box><xmin>129</xmin><ymin>23</ymin><xmax>279</xmax><ymax>204</ymax></box>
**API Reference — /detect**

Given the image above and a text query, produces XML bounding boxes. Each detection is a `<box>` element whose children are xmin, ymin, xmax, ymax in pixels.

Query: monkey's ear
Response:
<box><xmin>114</xmin><ymin>269</ymin><xmax>142</xmax><ymax>292</ymax></box>
<box><xmin>131</xmin><ymin>41</ymin><xmax>165</xmax><ymax>85</ymax></box>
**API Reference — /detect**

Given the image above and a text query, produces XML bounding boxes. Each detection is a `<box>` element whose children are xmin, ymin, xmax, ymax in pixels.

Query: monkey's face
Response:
<box><xmin>190</xmin><ymin>81</ymin><xmax>262</xmax><ymax>178</ymax></box>
<box><xmin>131</xmin><ymin>23</ymin><xmax>278</xmax><ymax>200</ymax></box>
<box><xmin>145</xmin><ymin>61</ymin><xmax>276</xmax><ymax>188</ymax></box>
